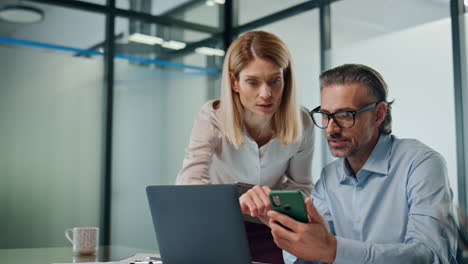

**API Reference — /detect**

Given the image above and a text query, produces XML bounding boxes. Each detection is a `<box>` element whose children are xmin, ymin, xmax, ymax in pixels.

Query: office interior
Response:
<box><xmin>0</xmin><ymin>0</ymin><xmax>467</xmax><ymax>259</ymax></box>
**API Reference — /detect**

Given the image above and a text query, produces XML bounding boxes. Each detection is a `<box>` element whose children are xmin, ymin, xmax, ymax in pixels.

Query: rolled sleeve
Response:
<box><xmin>283</xmin><ymin>250</ymin><xmax>297</xmax><ymax>264</ymax></box>
<box><xmin>334</xmin><ymin>236</ymin><xmax>366</xmax><ymax>263</ymax></box>
<box><xmin>176</xmin><ymin>101</ymin><xmax>220</xmax><ymax>184</ymax></box>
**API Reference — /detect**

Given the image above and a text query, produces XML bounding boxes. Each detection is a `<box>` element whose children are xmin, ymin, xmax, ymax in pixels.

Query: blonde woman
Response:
<box><xmin>176</xmin><ymin>31</ymin><xmax>314</xmax><ymax>264</ymax></box>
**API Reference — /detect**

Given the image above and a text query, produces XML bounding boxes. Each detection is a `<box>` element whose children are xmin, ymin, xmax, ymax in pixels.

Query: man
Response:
<box><xmin>267</xmin><ymin>64</ymin><xmax>457</xmax><ymax>263</ymax></box>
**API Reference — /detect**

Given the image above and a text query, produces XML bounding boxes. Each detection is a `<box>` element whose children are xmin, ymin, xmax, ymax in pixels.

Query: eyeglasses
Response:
<box><xmin>309</xmin><ymin>102</ymin><xmax>378</xmax><ymax>129</ymax></box>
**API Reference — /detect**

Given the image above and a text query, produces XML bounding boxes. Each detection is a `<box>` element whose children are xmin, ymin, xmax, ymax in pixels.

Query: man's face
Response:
<box><xmin>320</xmin><ymin>83</ymin><xmax>382</xmax><ymax>159</ymax></box>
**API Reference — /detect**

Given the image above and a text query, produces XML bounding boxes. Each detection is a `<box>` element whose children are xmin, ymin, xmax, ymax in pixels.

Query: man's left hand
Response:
<box><xmin>268</xmin><ymin>197</ymin><xmax>337</xmax><ymax>263</ymax></box>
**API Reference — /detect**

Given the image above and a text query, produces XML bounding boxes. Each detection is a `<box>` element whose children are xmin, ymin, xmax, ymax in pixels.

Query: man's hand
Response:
<box><xmin>268</xmin><ymin>197</ymin><xmax>337</xmax><ymax>263</ymax></box>
<box><xmin>239</xmin><ymin>185</ymin><xmax>272</xmax><ymax>224</ymax></box>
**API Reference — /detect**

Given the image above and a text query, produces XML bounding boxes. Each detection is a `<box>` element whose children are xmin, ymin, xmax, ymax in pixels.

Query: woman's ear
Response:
<box><xmin>230</xmin><ymin>72</ymin><xmax>239</xmax><ymax>93</ymax></box>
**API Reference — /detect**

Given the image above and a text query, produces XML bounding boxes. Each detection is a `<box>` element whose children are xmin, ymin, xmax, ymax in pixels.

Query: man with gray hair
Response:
<box><xmin>267</xmin><ymin>64</ymin><xmax>457</xmax><ymax>263</ymax></box>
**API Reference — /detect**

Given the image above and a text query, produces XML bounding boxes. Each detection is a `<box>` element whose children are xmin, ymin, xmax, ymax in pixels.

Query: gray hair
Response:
<box><xmin>320</xmin><ymin>64</ymin><xmax>394</xmax><ymax>135</ymax></box>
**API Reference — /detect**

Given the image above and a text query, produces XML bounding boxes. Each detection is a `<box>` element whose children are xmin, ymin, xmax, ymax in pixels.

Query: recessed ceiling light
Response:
<box><xmin>205</xmin><ymin>0</ymin><xmax>224</xmax><ymax>6</ymax></box>
<box><xmin>129</xmin><ymin>33</ymin><xmax>163</xmax><ymax>45</ymax></box>
<box><xmin>0</xmin><ymin>5</ymin><xmax>44</xmax><ymax>24</ymax></box>
<box><xmin>162</xmin><ymin>40</ymin><xmax>186</xmax><ymax>50</ymax></box>
<box><xmin>195</xmin><ymin>47</ymin><xmax>225</xmax><ymax>56</ymax></box>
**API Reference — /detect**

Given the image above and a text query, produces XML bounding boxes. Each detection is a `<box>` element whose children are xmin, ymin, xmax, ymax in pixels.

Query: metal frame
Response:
<box><xmin>100</xmin><ymin>0</ymin><xmax>115</xmax><ymax>247</ymax></box>
<box><xmin>166</xmin><ymin>0</ymin><xmax>338</xmax><ymax>59</ymax></box>
<box><xmin>28</xmin><ymin>0</ymin><xmax>219</xmax><ymax>34</ymax></box>
<box><xmin>223</xmin><ymin>0</ymin><xmax>234</xmax><ymax>50</ymax></box>
<box><xmin>319</xmin><ymin>3</ymin><xmax>332</xmax><ymax>169</ymax></box>
<box><xmin>19</xmin><ymin>0</ymin><xmax>468</xmax><ymax>247</ymax></box>
<box><xmin>451</xmin><ymin>0</ymin><xmax>467</xmax><ymax>214</ymax></box>
<box><xmin>234</xmin><ymin>0</ymin><xmax>339</xmax><ymax>34</ymax></box>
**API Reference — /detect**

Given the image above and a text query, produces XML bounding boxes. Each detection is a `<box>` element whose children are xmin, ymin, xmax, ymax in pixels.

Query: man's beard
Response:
<box><xmin>328</xmin><ymin>132</ymin><xmax>358</xmax><ymax>158</ymax></box>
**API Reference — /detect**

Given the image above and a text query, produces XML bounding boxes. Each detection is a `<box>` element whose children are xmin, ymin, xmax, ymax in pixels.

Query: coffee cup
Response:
<box><xmin>65</xmin><ymin>227</ymin><xmax>99</xmax><ymax>255</ymax></box>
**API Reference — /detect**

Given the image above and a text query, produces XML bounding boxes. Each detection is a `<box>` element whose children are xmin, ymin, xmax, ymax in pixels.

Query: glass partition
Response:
<box><xmin>330</xmin><ymin>0</ymin><xmax>450</xmax><ymax>48</ymax></box>
<box><xmin>110</xmin><ymin>15</ymin><xmax>222</xmax><ymax>250</ymax></box>
<box><xmin>238</xmin><ymin>0</ymin><xmax>308</xmax><ymax>25</ymax></box>
<box><xmin>116</xmin><ymin>0</ymin><xmax>221</xmax><ymax>28</ymax></box>
<box><xmin>327</xmin><ymin>0</ymin><xmax>458</xmax><ymax>203</ymax></box>
<box><xmin>0</xmin><ymin>6</ymin><xmax>105</xmax><ymax>248</ymax></box>
<box><xmin>249</xmin><ymin>10</ymin><xmax>323</xmax><ymax>182</ymax></box>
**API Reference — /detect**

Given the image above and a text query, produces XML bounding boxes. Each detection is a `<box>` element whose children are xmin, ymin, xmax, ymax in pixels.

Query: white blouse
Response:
<box><xmin>176</xmin><ymin>100</ymin><xmax>315</xmax><ymax>195</ymax></box>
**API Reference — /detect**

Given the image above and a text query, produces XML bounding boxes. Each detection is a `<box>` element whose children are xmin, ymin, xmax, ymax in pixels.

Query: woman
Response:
<box><xmin>176</xmin><ymin>31</ymin><xmax>314</xmax><ymax>264</ymax></box>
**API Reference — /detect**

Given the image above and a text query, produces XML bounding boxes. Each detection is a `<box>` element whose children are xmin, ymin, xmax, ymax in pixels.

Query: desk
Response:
<box><xmin>0</xmin><ymin>246</ymin><xmax>158</xmax><ymax>264</ymax></box>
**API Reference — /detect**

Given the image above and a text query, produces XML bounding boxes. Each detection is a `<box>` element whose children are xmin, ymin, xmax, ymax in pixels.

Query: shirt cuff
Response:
<box><xmin>335</xmin><ymin>236</ymin><xmax>366</xmax><ymax>263</ymax></box>
<box><xmin>282</xmin><ymin>250</ymin><xmax>297</xmax><ymax>264</ymax></box>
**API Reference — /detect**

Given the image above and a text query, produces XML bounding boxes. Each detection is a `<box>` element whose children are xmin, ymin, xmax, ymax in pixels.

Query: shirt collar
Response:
<box><xmin>339</xmin><ymin>134</ymin><xmax>392</xmax><ymax>183</ymax></box>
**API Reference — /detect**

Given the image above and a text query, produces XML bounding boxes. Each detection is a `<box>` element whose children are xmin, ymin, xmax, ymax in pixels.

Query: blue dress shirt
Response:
<box><xmin>284</xmin><ymin>134</ymin><xmax>457</xmax><ymax>264</ymax></box>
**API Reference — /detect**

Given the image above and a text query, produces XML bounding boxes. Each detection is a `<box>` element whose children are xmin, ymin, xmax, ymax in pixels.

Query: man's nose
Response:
<box><xmin>326</xmin><ymin>118</ymin><xmax>341</xmax><ymax>133</ymax></box>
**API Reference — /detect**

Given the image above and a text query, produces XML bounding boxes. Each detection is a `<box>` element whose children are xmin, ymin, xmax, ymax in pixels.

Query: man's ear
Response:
<box><xmin>375</xmin><ymin>102</ymin><xmax>387</xmax><ymax>127</ymax></box>
<box><xmin>230</xmin><ymin>72</ymin><xmax>239</xmax><ymax>93</ymax></box>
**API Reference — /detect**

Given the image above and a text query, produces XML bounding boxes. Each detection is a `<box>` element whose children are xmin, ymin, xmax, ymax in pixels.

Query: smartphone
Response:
<box><xmin>269</xmin><ymin>190</ymin><xmax>308</xmax><ymax>223</ymax></box>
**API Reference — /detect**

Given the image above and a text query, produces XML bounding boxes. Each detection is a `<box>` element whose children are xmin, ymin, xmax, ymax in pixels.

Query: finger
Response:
<box><xmin>269</xmin><ymin>225</ymin><xmax>298</xmax><ymax>256</ymax></box>
<box><xmin>269</xmin><ymin>226</ymin><xmax>291</xmax><ymax>250</ymax></box>
<box><xmin>268</xmin><ymin>209</ymin><xmax>301</xmax><ymax>233</ymax></box>
<box><xmin>254</xmin><ymin>186</ymin><xmax>271</xmax><ymax>215</ymax></box>
<box><xmin>260</xmin><ymin>185</ymin><xmax>272</xmax><ymax>195</ymax></box>
<box><xmin>305</xmin><ymin>198</ymin><xmax>324</xmax><ymax>225</ymax></box>
<box><xmin>269</xmin><ymin>217</ymin><xmax>291</xmax><ymax>237</ymax></box>
<box><xmin>240</xmin><ymin>202</ymin><xmax>250</xmax><ymax>215</ymax></box>
<box><xmin>239</xmin><ymin>195</ymin><xmax>248</xmax><ymax>214</ymax></box>
<box><xmin>269</xmin><ymin>218</ymin><xmax>297</xmax><ymax>249</ymax></box>
<box><xmin>239</xmin><ymin>194</ymin><xmax>256</xmax><ymax>216</ymax></box>
<box><xmin>260</xmin><ymin>186</ymin><xmax>272</xmax><ymax>212</ymax></box>
<box><xmin>272</xmin><ymin>235</ymin><xmax>294</xmax><ymax>254</ymax></box>
<box><xmin>248</xmin><ymin>187</ymin><xmax>268</xmax><ymax>216</ymax></box>
<box><xmin>258</xmin><ymin>215</ymin><xmax>270</xmax><ymax>226</ymax></box>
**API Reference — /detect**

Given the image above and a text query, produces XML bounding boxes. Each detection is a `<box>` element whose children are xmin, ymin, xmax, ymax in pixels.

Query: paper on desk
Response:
<box><xmin>53</xmin><ymin>253</ymin><xmax>161</xmax><ymax>264</ymax></box>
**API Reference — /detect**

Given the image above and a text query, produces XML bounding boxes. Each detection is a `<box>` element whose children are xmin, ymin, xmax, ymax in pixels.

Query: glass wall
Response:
<box><xmin>0</xmin><ymin>4</ymin><xmax>105</xmax><ymax>248</ymax></box>
<box><xmin>238</xmin><ymin>0</ymin><xmax>308</xmax><ymax>24</ymax></box>
<box><xmin>330</xmin><ymin>0</ymin><xmax>449</xmax><ymax>48</ymax></box>
<box><xmin>243</xmin><ymin>10</ymin><xmax>323</xmax><ymax>182</ymax></box>
<box><xmin>462</xmin><ymin>10</ymin><xmax>468</xmax><ymax>211</ymax></box>
<box><xmin>1</xmin><ymin>0</ymin><xmax>467</xmax><ymax>257</ymax></box>
<box><xmin>110</xmin><ymin>13</ymin><xmax>222</xmax><ymax>250</ymax></box>
<box><xmin>327</xmin><ymin>0</ymin><xmax>458</xmax><ymax>202</ymax></box>
<box><xmin>116</xmin><ymin>0</ymin><xmax>221</xmax><ymax>28</ymax></box>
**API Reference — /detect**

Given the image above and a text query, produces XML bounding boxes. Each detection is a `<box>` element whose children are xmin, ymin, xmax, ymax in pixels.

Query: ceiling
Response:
<box><xmin>0</xmin><ymin>0</ymin><xmax>457</xmax><ymax>54</ymax></box>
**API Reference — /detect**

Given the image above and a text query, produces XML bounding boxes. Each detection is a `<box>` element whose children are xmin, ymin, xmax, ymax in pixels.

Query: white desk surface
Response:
<box><xmin>0</xmin><ymin>246</ymin><xmax>159</xmax><ymax>264</ymax></box>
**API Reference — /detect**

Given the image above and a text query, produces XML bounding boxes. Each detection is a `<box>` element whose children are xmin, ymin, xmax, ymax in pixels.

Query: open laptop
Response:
<box><xmin>146</xmin><ymin>184</ymin><xmax>267</xmax><ymax>264</ymax></box>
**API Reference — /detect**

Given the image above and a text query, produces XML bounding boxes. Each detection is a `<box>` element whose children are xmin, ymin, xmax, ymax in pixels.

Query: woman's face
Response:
<box><xmin>231</xmin><ymin>57</ymin><xmax>285</xmax><ymax>117</ymax></box>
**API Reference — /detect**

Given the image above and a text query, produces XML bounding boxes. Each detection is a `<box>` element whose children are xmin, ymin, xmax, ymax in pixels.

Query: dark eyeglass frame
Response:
<box><xmin>309</xmin><ymin>102</ymin><xmax>379</xmax><ymax>129</ymax></box>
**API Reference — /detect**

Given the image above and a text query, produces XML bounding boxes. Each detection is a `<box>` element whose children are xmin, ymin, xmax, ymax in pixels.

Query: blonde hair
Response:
<box><xmin>219</xmin><ymin>31</ymin><xmax>303</xmax><ymax>148</ymax></box>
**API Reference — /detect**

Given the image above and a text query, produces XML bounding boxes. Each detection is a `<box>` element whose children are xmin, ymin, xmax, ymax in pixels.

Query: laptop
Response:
<box><xmin>146</xmin><ymin>184</ymin><xmax>267</xmax><ymax>264</ymax></box>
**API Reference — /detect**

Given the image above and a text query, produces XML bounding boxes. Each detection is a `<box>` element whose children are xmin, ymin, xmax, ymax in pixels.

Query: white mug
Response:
<box><xmin>65</xmin><ymin>227</ymin><xmax>99</xmax><ymax>255</ymax></box>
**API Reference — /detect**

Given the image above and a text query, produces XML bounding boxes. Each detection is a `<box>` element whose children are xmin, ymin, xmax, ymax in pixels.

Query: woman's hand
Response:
<box><xmin>239</xmin><ymin>185</ymin><xmax>272</xmax><ymax>225</ymax></box>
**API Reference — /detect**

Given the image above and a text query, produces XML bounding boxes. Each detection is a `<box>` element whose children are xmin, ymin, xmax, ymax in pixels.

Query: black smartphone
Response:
<box><xmin>269</xmin><ymin>190</ymin><xmax>308</xmax><ymax>223</ymax></box>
